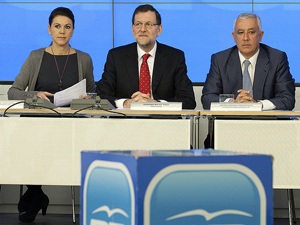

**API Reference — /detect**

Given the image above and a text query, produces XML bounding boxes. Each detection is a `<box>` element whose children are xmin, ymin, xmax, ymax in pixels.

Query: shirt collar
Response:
<box><xmin>137</xmin><ymin>42</ymin><xmax>157</xmax><ymax>59</ymax></box>
<box><xmin>238</xmin><ymin>48</ymin><xmax>260</xmax><ymax>68</ymax></box>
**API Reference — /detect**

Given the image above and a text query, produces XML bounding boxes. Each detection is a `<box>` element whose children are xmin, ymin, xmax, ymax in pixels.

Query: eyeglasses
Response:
<box><xmin>134</xmin><ymin>22</ymin><xmax>158</xmax><ymax>29</ymax></box>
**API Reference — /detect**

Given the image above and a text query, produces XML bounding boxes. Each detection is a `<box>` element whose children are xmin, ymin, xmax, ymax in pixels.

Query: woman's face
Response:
<box><xmin>48</xmin><ymin>15</ymin><xmax>74</xmax><ymax>47</ymax></box>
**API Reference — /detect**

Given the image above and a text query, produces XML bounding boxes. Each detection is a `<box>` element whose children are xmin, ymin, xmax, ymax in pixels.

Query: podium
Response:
<box><xmin>81</xmin><ymin>150</ymin><xmax>273</xmax><ymax>225</ymax></box>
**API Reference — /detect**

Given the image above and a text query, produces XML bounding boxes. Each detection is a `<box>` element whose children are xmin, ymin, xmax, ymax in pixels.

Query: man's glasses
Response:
<box><xmin>134</xmin><ymin>22</ymin><xmax>158</xmax><ymax>29</ymax></box>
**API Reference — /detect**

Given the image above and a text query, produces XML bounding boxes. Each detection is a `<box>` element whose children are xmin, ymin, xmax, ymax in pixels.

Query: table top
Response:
<box><xmin>0</xmin><ymin>108</ymin><xmax>200</xmax><ymax>117</ymax></box>
<box><xmin>199</xmin><ymin>110</ymin><xmax>300</xmax><ymax>117</ymax></box>
<box><xmin>3</xmin><ymin>108</ymin><xmax>300</xmax><ymax>117</ymax></box>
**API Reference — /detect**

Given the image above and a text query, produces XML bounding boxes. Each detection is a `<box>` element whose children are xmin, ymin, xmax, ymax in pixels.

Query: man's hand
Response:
<box><xmin>234</xmin><ymin>89</ymin><xmax>257</xmax><ymax>103</ymax></box>
<box><xmin>123</xmin><ymin>91</ymin><xmax>158</xmax><ymax>108</ymax></box>
<box><xmin>37</xmin><ymin>92</ymin><xmax>54</xmax><ymax>101</ymax></box>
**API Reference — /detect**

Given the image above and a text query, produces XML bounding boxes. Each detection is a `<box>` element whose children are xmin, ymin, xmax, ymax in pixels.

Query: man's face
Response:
<box><xmin>232</xmin><ymin>17</ymin><xmax>264</xmax><ymax>59</ymax></box>
<box><xmin>132</xmin><ymin>11</ymin><xmax>162</xmax><ymax>52</ymax></box>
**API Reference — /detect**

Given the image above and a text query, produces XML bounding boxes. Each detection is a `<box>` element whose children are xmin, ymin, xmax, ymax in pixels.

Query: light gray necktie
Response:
<box><xmin>243</xmin><ymin>60</ymin><xmax>253</xmax><ymax>97</ymax></box>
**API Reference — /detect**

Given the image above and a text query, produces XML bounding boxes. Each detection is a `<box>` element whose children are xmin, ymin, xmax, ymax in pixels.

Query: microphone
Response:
<box><xmin>25</xmin><ymin>95</ymin><xmax>56</xmax><ymax>109</ymax></box>
<box><xmin>70</xmin><ymin>96</ymin><xmax>115</xmax><ymax>110</ymax></box>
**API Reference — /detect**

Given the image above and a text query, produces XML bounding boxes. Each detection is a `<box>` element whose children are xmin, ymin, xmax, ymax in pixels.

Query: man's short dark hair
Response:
<box><xmin>132</xmin><ymin>4</ymin><xmax>161</xmax><ymax>25</ymax></box>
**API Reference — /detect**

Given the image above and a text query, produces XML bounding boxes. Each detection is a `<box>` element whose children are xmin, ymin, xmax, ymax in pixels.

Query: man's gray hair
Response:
<box><xmin>233</xmin><ymin>13</ymin><xmax>262</xmax><ymax>33</ymax></box>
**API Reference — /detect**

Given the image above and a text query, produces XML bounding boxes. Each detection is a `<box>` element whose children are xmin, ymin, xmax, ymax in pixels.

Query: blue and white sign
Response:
<box><xmin>81</xmin><ymin>150</ymin><xmax>272</xmax><ymax>225</ymax></box>
<box><xmin>144</xmin><ymin>164</ymin><xmax>266</xmax><ymax>225</ymax></box>
<box><xmin>82</xmin><ymin>160</ymin><xmax>135</xmax><ymax>225</ymax></box>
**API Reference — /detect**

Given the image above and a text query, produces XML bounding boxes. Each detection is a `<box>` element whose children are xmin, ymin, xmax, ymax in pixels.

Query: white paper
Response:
<box><xmin>210</xmin><ymin>102</ymin><xmax>262</xmax><ymax>111</ymax></box>
<box><xmin>130</xmin><ymin>102</ymin><xmax>182</xmax><ymax>111</ymax></box>
<box><xmin>0</xmin><ymin>100</ymin><xmax>24</xmax><ymax>109</ymax></box>
<box><xmin>54</xmin><ymin>79</ymin><xmax>86</xmax><ymax>107</ymax></box>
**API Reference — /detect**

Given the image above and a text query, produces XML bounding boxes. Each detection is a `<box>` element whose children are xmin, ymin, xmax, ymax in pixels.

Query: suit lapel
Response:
<box><xmin>227</xmin><ymin>48</ymin><xmax>243</xmax><ymax>96</ymax></box>
<box><xmin>152</xmin><ymin>43</ymin><xmax>167</xmax><ymax>93</ymax></box>
<box><xmin>253</xmin><ymin>47</ymin><xmax>269</xmax><ymax>100</ymax></box>
<box><xmin>125</xmin><ymin>43</ymin><xmax>139</xmax><ymax>92</ymax></box>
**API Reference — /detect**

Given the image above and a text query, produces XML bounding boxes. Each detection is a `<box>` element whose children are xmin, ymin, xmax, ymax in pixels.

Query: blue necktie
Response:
<box><xmin>243</xmin><ymin>60</ymin><xmax>253</xmax><ymax>97</ymax></box>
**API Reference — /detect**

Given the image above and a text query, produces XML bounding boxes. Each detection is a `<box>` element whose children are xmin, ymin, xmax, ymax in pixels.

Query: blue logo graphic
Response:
<box><xmin>166</xmin><ymin>209</ymin><xmax>252</xmax><ymax>222</ymax></box>
<box><xmin>144</xmin><ymin>163</ymin><xmax>266</xmax><ymax>225</ymax></box>
<box><xmin>90</xmin><ymin>205</ymin><xmax>129</xmax><ymax>225</ymax></box>
<box><xmin>83</xmin><ymin>160</ymin><xmax>135</xmax><ymax>225</ymax></box>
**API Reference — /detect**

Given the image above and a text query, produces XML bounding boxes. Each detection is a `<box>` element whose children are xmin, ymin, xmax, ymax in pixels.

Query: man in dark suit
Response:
<box><xmin>96</xmin><ymin>4</ymin><xmax>196</xmax><ymax>109</ymax></box>
<box><xmin>202</xmin><ymin>13</ymin><xmax>295</xmax><ymax>111</ymax></box>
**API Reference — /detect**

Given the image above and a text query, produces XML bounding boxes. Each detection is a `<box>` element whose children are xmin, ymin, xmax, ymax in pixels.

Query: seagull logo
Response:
<box><xmin>90</xmin><ymin>205</ymin><xmax>129</xmax><ymax>225</ymax></box>
<box><xmin>166</xmin><ymin>209</ymin><xmax>253</xmax><ymax>221</ymax></box>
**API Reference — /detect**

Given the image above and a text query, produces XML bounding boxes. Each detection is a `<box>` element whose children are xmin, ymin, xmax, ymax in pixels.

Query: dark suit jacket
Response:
<box><xmin>96</xmin><ymin>42</ymin><xmax>196</xmax><ymax>109</ymax></box>
<box><xmin>201</xmin><ymin>43</ymin><xmax>295</xmax><ymax>110</ymax></box>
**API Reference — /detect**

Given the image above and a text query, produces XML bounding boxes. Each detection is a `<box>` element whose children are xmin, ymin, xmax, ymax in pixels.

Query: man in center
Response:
<box><xmin>96</xmin><ymin>4</ymin><xmax>196</xmax><ymax>109</ymax></box>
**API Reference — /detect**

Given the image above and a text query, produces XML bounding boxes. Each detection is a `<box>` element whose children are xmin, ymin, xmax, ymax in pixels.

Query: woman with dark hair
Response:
<box><xmin>8</xmin><ymin>7</ymin><xmax>95</xmax><ymax>222</ymax></box>
<box><xmin>8</xmin><ymin>6</ymin><xmax>95</xmax><ymax>103</ymax></box>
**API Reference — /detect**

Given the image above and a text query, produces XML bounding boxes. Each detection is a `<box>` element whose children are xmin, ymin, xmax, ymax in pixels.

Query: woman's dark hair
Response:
<box><xmin>49</xmin><ymin>7</ymin><xmax>75</xmax><ymax>27</ymax></box>
<box><xmin>132</xmin><ymin>4</ymin><xmax>161</xmax><ymax>25</ymax></box>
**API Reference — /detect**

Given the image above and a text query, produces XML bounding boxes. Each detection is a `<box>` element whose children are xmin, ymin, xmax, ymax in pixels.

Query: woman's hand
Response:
<box><xmin>37</xmin><ymin>92</ymin><xmax>54</xmax><ymax>101</ymax></box>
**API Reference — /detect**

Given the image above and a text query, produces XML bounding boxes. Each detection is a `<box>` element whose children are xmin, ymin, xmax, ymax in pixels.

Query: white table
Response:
<box><xmin>214</xmin><ymin>119</ymin><xmax>300</xmax><ymax>189</ymax></box>
<box><xmin>0</xmin><ymin>113</ymin><xmax>193</xmax><ymax>185</ymax></box>
<box><xmin>200</xmin><ymin>110</ymin><xmax>300</xmax><ymax>225</ymax></box>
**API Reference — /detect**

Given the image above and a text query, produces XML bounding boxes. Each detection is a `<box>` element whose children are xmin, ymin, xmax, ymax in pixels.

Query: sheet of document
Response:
<box><xmin>54</xmin><ymin>79</ymin><xmax>86</xmax><ymax>107</ymax></box>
